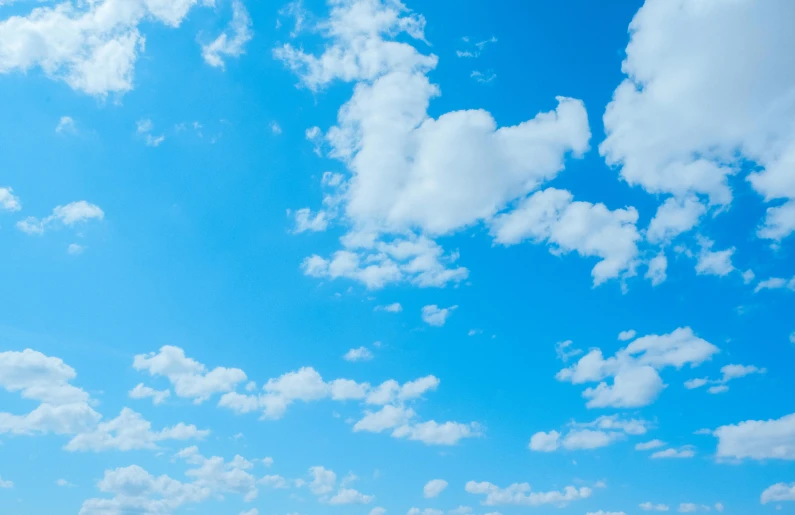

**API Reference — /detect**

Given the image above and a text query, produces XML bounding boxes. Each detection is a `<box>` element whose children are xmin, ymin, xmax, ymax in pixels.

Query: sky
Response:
<box><xmin>0</xmin><ymin>0</ymin><xmax>794</xmax><ymax>514</ymax></box>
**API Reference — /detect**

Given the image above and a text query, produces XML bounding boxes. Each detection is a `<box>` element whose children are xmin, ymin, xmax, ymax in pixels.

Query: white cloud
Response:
<box><xmin>557</xmin><ymin>327</ymin><xmax>718</xmax><ymax>408</ymax></box>
<box><xmin>0</xmin><ymin>186</ymin><xmax>21</xmax><ymax>211</ymax></box>
<box><xmin>587</xmin><ymin>512</ymin><xmax>626</xmax><ymax>515</ymax></box>
<box><xmin>684</xmin><ymin>378</ymin><xmax>708</xmax><ymax>390</ymax></box>
<box><xmin>328</xmin><ymin>487</ymin><xmax>375</xmax><ymax>505</ymax></box>
<box><xmin>202</xmin><ymin>0</ymin><xmax>252</xmax><ymax>69</ymax></box>
<box><xmin>0</xmin><ymin>348</ymin><xmax>100</xmax><ymax>436</ymax></box>
<box><xmin>129</xmin><ymin>383</ymin><xmax>171</xmax><ymax>405</ymax></box>
<box><xmin>684</xmin><ymin>363</ymin><xmax>766</xmax><ymax>394</ymax></box>
<box><xmin>65</xmin><ymin>408</ymin><xmax>208</xmax><ymax>452</ymax></box>
<box><xmin>554</xmin><ymin>340</ymin><xmax>582</xmax><ymax>362</ymax></box>
<box><xmin>17</xmin><ymin>200</ymin><xmax>104</xmax><ymax>235</ymax></box>
<box><xmin>530</xmin><ymin>415</ymin><xmax>648</xmax><ymax>453</ymax></box>
<box><xmin>678</xmin><ymin>504</ymin><xmax>698</xmax><ymax>513</ymax></box>
<box><xmin>762</xmin><ymin>483</ymin><xmax>795</xmax><ymax>504</ymax></box>
<box><xmin>241</xmin><ymin>510</ymin><xmax>260</xmax><ymax>515</ymax></box>
<box><xmin>370</xmin><ymin>508</ymin><xmax>387</xmax><ymax>515</ymax></box>
<box><xmin>490</xmin><ymin>187</ymin><xmax>640</xmax><ymax>285</ymax></box>
<box><xmin>465</xmin><ymin>481</ymin><xmax>591</xmax><ymax>506</ymax></box>
<box><xmin>742</xmin><ymin>269</ymin><xmax>755</xmax><ymax>284</ymax></box>
<box><xmin>56</xmin><ymin>478</ymin><xmax>75</xmax><ymax>487</ymax></box>
<box><xmin>707</xmin><ymin>385</ymin><xmax>728</xmax><ymax>394</ymax></box>
<box><xmin>424</xmin><ymin>479</ymin><xmax>448</xmax><ymax>498</ymax></box>
<box><xmin>273</xmin><ymin>0</ymin><xmax>624</xmax><ymax>290</ymax></box>
<box><xmin>56</xmin><ymin>116</ymin><xmax>76</xmax><ymax>135</ymax></box>
<box><xmin>715</xmin><ymin>412</ymin><xmax>795</xmax><ymax>460</ymax></box>
<box><xmin>408</xmin><ymin>509</ymin><xmax>443</xmax><ymax>515</ymax></box>
<box><xmin>640</xmin><ymin>502</ymin><xmax>670</xmax><ymax>512</ymax></box>
<box><xmin>0</xmin><ymin>477</ymin><xmax>12</xmax><ymax>488</ymax></box>
<box><xmin>754</xmin><ymin>276</ymin><xmax>795</xmax><ymax>293</ymax></box>
<box><xmin>344</xmin><ymin>347</ymin><xmax>374</xmax><ymax>362</ymax></box>
<box><xmin>137</xmin><ymin>118</ymin><xmax>165</xmax><ymax>147</ymax></box>
<box><xmin>528</xmin><ymin>430</ymin><xmax>560</xmax><ymax>452</ymax></box>
<box><xmin>650</xmin><ymin>446</ymin><xmax>695</xmax><ymax>459</ymax></box>
<box><xmin>308</xmin><ymin>465</ymin><xmax>336</xmax><ymax>495</ymax></box>
<box><xmin>456</xmin><ymin>36</ymin><xmax>497</xmax><ymax>58</ymax></box>
<box><xmin>647</xmin><ymin>196</ymin><xmax>706</xmax><ymax>244</ymax></box>
<box><xmin>635</xmin><ymin>439</ymin><xmax>666</xmax><ymax>451</ymax></box>
<box><xmin>392</xmin><ymin>420</ymin><xmax>481</xmax><ymax>446</ymax></box>
<box><xmin>645</xmin><ymin>252</ymin><xmax>667</xmax><ymax>286</ymax></box>
<box><xmin>375</xmin><ymin>302</ymin><xmax>402</xmax><ymax>313</ymax></box>
<box><xmin>354</xmin><ymin>405</ymin><xmax>415</xmax><ymax>433</ymax></box>
<box><xmin>67</xmin><ymin>243</ymin><xmax>85</xmax><ymax>255</ymax></box>
<box><xmin>0</xmin><ymin>0</ymin><xmax>217</xmax><ymax>96</ymax></box>
<box><xmin>134</xmin><ymin>346</ymin><xmax>247</xmax><ymax>403</ymax></box>
<box><xmin>421</xmin><ymin>304</ymin><xmax>457</xmax><ymax>327</ymax></box>
<box><xmin>618</xmin><ymin>330</ymin><xmax>636</xmax><ymax>341</ymax></box>
<box><xmin>294</xmin><ymin>208</ymin><xmax>329</xmax><ymax>233</ymax></box>
<box><xmin>694</xmin><ymin>237</ymin><xmax>735</xmax><ymax>277</ymax></box>
<box><xmin>600</xmin><ymin>0</ymin><xmax>795</xmax><ymax>241</ymax></box>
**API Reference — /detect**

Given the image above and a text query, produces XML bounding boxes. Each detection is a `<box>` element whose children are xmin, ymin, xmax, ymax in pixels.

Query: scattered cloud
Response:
<box><xmin>714</xmin><ymin>412</ymin><xmax>795</xmax><ymax>460</ymax></box>
<box><xmin>201</xmin><ymin>0</ymin><xmax>253</xmax><ymax>69</ymax></box>
<box><xmin>422</xmin><ymin>305</ymin><xmax>457</xmax><ymax>327</ymax></box>
<box><xmin>424</xmin><ymin>479</ymin><xmax>448</xmax><ymax>498</ymax></box>
<box><xmin>17</xmin><ymin>200</ymin><xmax>104</xmax><ymax>235</ymax></box>
<box><xmin>465</xmin><ymin>480</ymin><xmax>591</xmax><ymax>506</ymax></box>
<box><xmin>344</xmin><ymin>347</ymin><xmax>374</xmax><ymax>362</ymax></box>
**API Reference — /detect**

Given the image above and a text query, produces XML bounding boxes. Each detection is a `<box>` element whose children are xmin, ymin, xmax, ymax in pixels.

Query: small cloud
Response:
<box><xmin>470</xmin><ymin>70</ymin><xmax>496</xmax><ymax>83</ymax></box>
<box><xmin>468</xmin><ymin>329</ymin><xmax>482</xmax><ymax>336</ymax></box>
<box><xmin>0</xmin><ymin>187</ymin><xmax>21</xmax><ymax>212</ymax></box>
<box><xmin>137</xmin><ymin>119</ymin><xmax>165</xmax><ymax>147</ymax></box>
<box><xmin>375</xmin><ymin>302</ymin><xmax>402</xmax><ymax>313</ymax></box>
<box><xmin>421</xmin><ymin>305</ymin><xmax>457</xmax><ymax>327</ymax></box>
<box><xmin>271</xmin><ymin>121</ymin><xmax>283</xmax><ymax>134</ymax></box>
<box><xmin>56</xmin><ymin>479</ymin><xmax>75</xmax><ymax>487</ymax></box>
<box><xmin>262</xmin><ymin>457</ymin><xmax>274</xmax><ymax>467</ymax></box>
<box><xmin>344</xmin><ymin>347</ymin><xmax>374</xmax><ymax>362</ymax></box>
<box><xmin>618</xmin><ymin>329</ymin><xmax>636</xmax><ymax>341</ymax></box>
<box><xmin>67</xmin><ymin>243</ymin><xmax>85</xmax><ymax>255</ymax></box>
<box><xmin>56</xmin><ymin>116</ymin><xmax>76</xmax><ymax>135</ymax></box>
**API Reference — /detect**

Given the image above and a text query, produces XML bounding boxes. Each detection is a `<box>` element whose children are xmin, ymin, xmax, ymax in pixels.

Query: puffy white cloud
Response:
<box><xmin>375</xmin><ymin>302</ymin><xmax>402</xmax><ymax>312</ymax></box>
<box><xmin>408</xmin><ymin>509</ymin><xmax>443</xmax><ymax>515</ymax></box>
<box><xmin>56</xmin><ymin>478</ymin><xmax>75</xmax><ymax>487</ymax></box>
<box><xmin>134</xmin><ymin>346</ymin><xmax>247</xmax><ymax>403</ymax></box>
<box><xmin>201</xmin><ymin>0</ymin><xmax>252</xmax><ymax>69</ymax></box>
<box><xmin>678</xmin><ymin>504</ymin><xmax>697</xmax><ymax>513</ymax></box>
<box><xmin>465</xmin><ymin>481</ymin><xmax>591</xmax><ymax>506</ymax></box>
<box><xmin>762</xmin><ymin>483</ymin><xmax>795</xmax><ymax>504</ymax></box>
<box><xmin>754</xmin><ymin>276</ymin><xmax>795</xmax><ymax>293</ymax></box>
<box><xmin>694</xmin><ymin>237</ymin><xmax>735</xmax><ymax>277</ymax></box>
<box><xmin>640</xmin><ymin>502</ymin><xmax>670</xmax><ymax>512</ymax></box>
<box><xmin>137</xmin><ymin>118</ymin><xmax>165</xmax><ymax>147</ymax></box>
<box><xmin>557</xmin><ymin>327</ymin><xmax>718</xmax><ymax>408</ymax></box>
<box><xmin>17</xmin><ymin>200</ymin><xmax>104</xmax><ymax>235</ymax></box>
<box><xmin>65</xmin><ymin>408</ymin><xmax>208</xmax><ymax>452</ymax></box>
<box><xmin>587</xmin><ymin>512</ymin><xmax>626</xmax><ymax>515</ymax></box>
<box><xmin>714</xmin><ymin>412</ymin><xmax>795</xmax><ymax>460</ymax></box>
<box><xmin>423</xmin><ymin>479</ymin><xmax>448</xmax><ymax>498</ymax></box>
<box><xmin>392</xmin><ymin>420</ymin><xmax>481</xmax><ymax>446</ymax></box>
<box><xmin>308</xmin><ymin>465</ymin><xmax>336</xmax><ymax>495</ymax></box>
<box><xmin>490</xmin><ymin>187</ymin><xmax>640</xmax><ymax>285</ymax></box>
<box><xmin>0</xmin><ymin>348</ymin><xmax>101</xmax><ymax>436</ymax></box>
<box><xmin>241</xmin><ymin>510</ymin><xmax>260</xmax><ymax>515</ymax></box>
<box><xmin>128</xmin><ymin>383</ymin><xmax>170</xmax><ymax>405</ymax></box>
<box><xmin>554</xmin><ymin>340</ymin><xmax>582</xmax><ymax>363</ymax></box>
<box><xmin>528</xmin><ymin>430</ymin><xmax>560</xmax><ymax>452</ymax></box>
<box><xmin>328</xmin><ymin>487</ymin><xmax>375</xmax><ymax>505</ymax></box>
<box><xmin>635</xmin><ymin>439</ymin><xmax>665</xmax><ymax>451</ymax></box>
<box><xmin>601</xmin><ymin>0</ymin><xmax>795</xmax><ymax>241</ymax></box>
<box><xmin>354</xmin><ymin>405</ymin><xmax>415</xmax><ymax>433</ymax></box>
<box><xmin>0</xmin><ymin>186</ymin><xmax>21</xmax><ymax>211</ymax></box>
<box><xmin>618</xmin><ymin>330</ymin><xmax>636</xmax><ymax>341</ymax></box>
<box><xmin>684</xmin><ymin>363</ymin><xmax>766</xmax><ymax>394</ymax></box>
<box><xmin>650</xmin><ymin>446</ymin><xmax>695</xmax><ymax>459</ymax></box>
<box><xmin>274</xmin><ymin>0</ymin><xmax>629</xmax><ymax>290</ymax></box>
<box><xmin>294</xmin><ymin>208</ymin><xmax>330</xmax><ymax>233</ymax></box>
<box><xmin>421</xmin><ymin>305</ymin><xmax>456</xmax><ymax>327</ymax></box>
<box><xmin>0</xmin><ymin>477</ymin><xmax>12</xmax><ymax>488</ymax></box>
<box><xmin>370</xmin><ymin>508</ymin><xmax>387</xmax><ymax>515</ymax></box>
<box><xmin>646</xmin><ymin>196</ymin><xmax>706</xmax><ymax>244</ymax></box>
<box><xmin>344</xmin><ymin>347</ymin><xmax>374</xmax><ymax>362</ymax></box>
<box><xmin>56</xmin><ymin>116</ymin><xmax>77</xmax><ymax>134</ymax></box>
<box><xmin>259</xmin><ymin>474</ymin><xmax>288</xmax><ymax>489</ymax></box>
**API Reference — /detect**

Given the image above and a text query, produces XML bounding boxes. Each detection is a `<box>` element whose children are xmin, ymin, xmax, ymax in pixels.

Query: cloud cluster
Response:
<box><xmin>529</xmin><ymin>415</ymin><xmax>649</xmax><ymax>452</ymax></box>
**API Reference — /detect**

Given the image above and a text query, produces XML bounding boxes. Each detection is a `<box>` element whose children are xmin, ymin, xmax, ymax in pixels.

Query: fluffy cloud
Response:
<box><xmin>684</xmin><ymin>364</ymin><xmax>766</xmax><ymax>394</ymax></box>
<box><xmin>344</xmin><ymin>347</ymin><xmax>374</xmax><ymax>362</ymax></box>
<box><xmin>465</xmin><ymin>481</ymin><xmax>591</xmax><ymax>506</ymax></box>
<box><xmin>17</xmin><ymin>200</ymin><xmax>104</xmax><ymax>235</ymax></box>
<box><xmin>65</xmin><ymin>408</ymin><xmax>208</xmax><ymax>452</ymax></box>
<box><xmin>134</xmin><ymin>346</ymin><xmax>247</xmax><ymax>403</ymax></box>
<box><xmin>529</xmin><ymin>415</ymin><xmax>648</xmax><ymax>452</ymax></box>
<box><xmin>0</xmin><ymin>348</ymin><xmax>100</xmax><ymax>435</ymax></box>
<box><xmin>375</xmin><ymin>302</ymin><xmax>402</xmax><ymax>312</ymax></box>
<box><xmin>201</xmin><ymin>0</ymin><xmax>252</xmax><ymax>69</ymax></box>
<box><xmin>328</xmin><ymin>488</ymin><xmax>375</xmax><ymax>505</ymax></box>
<box><xmin>0</xmin><ymin>186</ymin><xmax>21</xmax><ymax>211</ymax></box>
<box><xmin>421</xmin><ymin>305</ymin><xmax>456</xmax><ymax>327</ymax></box>
<box><xmin>640</xmin><ymin>502</ymin><xmax>670</xmax><ymax>512</ymax></box>
<box><xmin>0</xmin><ymin>477</ymin><xmax>12</xmax><ymax>488</ymax></box>
<box><xmin>423</xmin><ymin>479</ymin><xmax>448</xmax><ymax>498</ymax></box>
<box><xmin>635</xmin><ymin>439</ymin><xmax>665</xmax><ymax>451</ymax></box>
<box><xmin>587</xmin><ymin>512</ymin><xmax>626</xmax><ymax>515</ymax></box>
<box><xmin>128</xmin><ymin>383</ymin><xmax>171</xmax><ymax>405</ymax></box>
<box><xmin>275</xmin><ymin>0</ymin><xmax>641</xmax><ymax>290</ymax></box>
<box><xmin>761</xmin><ymin>483</ymin><xmax>795</xmax><ymax>504</ymax></box>
<box><xmin>601</xmin><ymin>0</ymin><xmax>795</xmax><ymax>242</ymax></box>
<box><xmin>754</xmin><ymin>275</ymin><xmax>795</xmax><ymax>293</ymax></box>
<box><xmin>694</xmin><ymin>238</ymin><xmax>735</xmax><ymax>277</ymax></box>
<box><xmin>650</xmin><ymin>446</ymin><xmax>695</xmax><ymax>459</ymax></box>
<box><xmin>714</xmin><ymin>412</ymin><xmax>795</xmax><ymax>460</ymax></box>
<box><xmin>556</xmin><ymin>327</ymin><xmax>718</xmax><ymax>408</ymax></box>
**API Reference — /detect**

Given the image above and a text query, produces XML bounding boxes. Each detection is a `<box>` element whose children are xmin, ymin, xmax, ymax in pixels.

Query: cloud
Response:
<box><xmin>714</xmin><ymin>412</ymin><xmax>795</xmax><ymax>460</ymax></box>
<box><xmin>17</xmin><ymin>200</ymin><xmax>104</xmax><ymax>235</ymax></box>
<box><xmin>274</xmin><ymin>0</ymin><xmax>626</xmax><ymax>290</ymax></box>
<box><xmin>762</xmin><ymin>483</ymin><xmax>795</xmax><ymax>504</ymax></box>
<box><xmin>56</xmin><ymin>116</ymin><xmax>77</xmax><ymax>135</ymax></box>
<box><xmin>456</xmin><ymin>36</ymin><xmax>497</xmax><ymax>58</ymax></box>
<box><xmin>327</xmin><ymin>487</ymin><xmax>375</xmax><ymax>505</ymax></box>
<box><xmin>391</xmin><ymin>420</ymin><xmax>481</xmax><ymax>446</ymax></box>
<box><xmin>684</xmin><ymin>364</ymin><xmax>766</xmax><ymax>394</ymax></box>
<box><xmin>67</xmin><ymin>243</ymin><xmax>85</xmax><ymax>255</ymax></box>
<box><xmin>65</xmin><ymin>408</ymin><xmax>208</xmax><ymax>452</ymax></box>
<box><xmin>754</xmin><ymin>276</ymin><xmax>795</xmax><ymax>293</ymax></box>
<box><xmin>375</xmin><ymin>302</ymin><xmax>403</xmax><ymax>313</ymax></box>
<box><xmin>0</xmin><ymin>186</ymin><xmax>21</xmax><ymax>211</ymax></box>
<box><xmin>201</xmin><ymin>0</ymin><xmax>252</xmax><ymax>69</ymax></box>
<box><xmin>129</xmin><ymin>383</ymin><xmax>171</xmax><ymax>405</ymax></box>
<box><xmin>0</xmin><ymin>0</ymin><xmax>224</xmax><ymax>96</ymax></box>
<box><xmin>0</xmin><ymin>348</ymin><xmax>100</xmax><ymax>436</ymax></box>
<box><xmin>56</xmin><ymin>478</ymin><xmax>75</xmax><ymax>487</ymax></box>
<box><xmin>640</xmin><ymin>503</ymin><xmax>670</xmax><ymax>512</ymax></box>
<box><xmin>556</xmin><ymin>327</ymin><xmax>719</xmax><ymax>408</ymax></box>
<box><xmin>294</xmin><ymin>208</ymin><xmax>329</xmax><ymax>233</ymax></box>
<box><xmin>635</xmin><ymin>439</ymin><xmax>666</xmax><ymax>451</ymax></box>
<box><xmin>645</xmin><ymin>253</ymin><xmax>667</xmax><ymax>286</ymax></box>
<box><xmin>308</xmin><ymin>465</ymin><xmax>336</xmax><ymax>495</ymax></box>
<box><xmin>424</xmin><ymin>479</ymin><xmax>448</xmax><ymax>498</ymax></box>
<box><xmin>137</xmin><ymin>119</ymin><xmax>165</xmax><ymax>147</ymax></box>
<box><xmin>600</xmin><ymin>0</ymin><xmax>795</xmax><ymax>241</ymax></box>
<box><xmin>344</xmin><ymin>347</ymin><xmax>374</xmax><ymax>362</ymax></box>
<box><xmin>587</xmin><ymin>512</ymin><xmax>626</xmax><ymax>515</ymax></box>
<box><xmin>618</xmin><ymin>330</ymin><xmax>637</xmax><ymax>341</ymax></box>
<box><xmin>0</xmin><ymin>477</ymin><xmax>12</xmax><ymax>488</ymax></box>
<box><xmin>530</xmin><ymin>415</ymin><xmax>648</xmax><ymax>452</ymax></box>
<box><xmin>465</xmin><ymin>481</ymin><xmax>591</xmax><ymax>506</ymax></box>
<box><xmin>528</xmin><ymin>430</ymin><xmax>560</xmax><ymax>452</ymax></box>
<box><xmin>134</xmin><ymin>346</ymin><xmax>247</xmax><ymax>404</ymax></box>
<box><xmin>421</xmin><ymin>305</ymin><xmax>457</xmax><ymax>327</ymax></box>
<box><xmin>694</xmin><ymin>237</ymin><xmax>735</xmax><ymax>277</ymax></box>
<box><xmin>650</xmin><ymin>446</ymin><xmax>695</xmax><ymax>459</ymax></box>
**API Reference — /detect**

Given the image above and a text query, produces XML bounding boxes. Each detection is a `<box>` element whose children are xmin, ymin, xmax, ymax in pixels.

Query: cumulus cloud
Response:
<box><xmin>635</xmin><ymin>439</ymin><xmax>665</xmax><ymax>451</ymax></box>
<box><xmin>424</xmin><ymin>479</ymin><xmax>448</xmax><ymax>498</ymax></box>
<box><xmin>640</xmin><ymin>502</ymin><xmax>670</xmax><ymax>512</ymax></box>
<box><xmin>0</xmin><ymin>186</ymin><xmax>21</xmax><ymax>211</ymax></box>
<box><xmin>201</xmin><ymin>0</ymin><xmax>252</xmax><ymax>69</ymax></box>
<box><xmin>714</xmin><ymin>412</ymin><xmax>795</xmax><ymax>460</ymax></box>
<box><xmin>556</xmin><ymin>327</ymin><xmax>718</xmax><ymax>408</ymax></box>
<box><xmin>600</xmin><ymin>0</ymin><xmax>795</xmax><ymax>242</ymax></box>
<box><xmin>650</xmin><ymin>446</ymin><xmax>695</xmax><ymax>459</ymax></box>
<box><xmin>421</xmin><ymin>305</ymin><xmax>457</xmax><ymax>327</ymax></box>
<box><xmin>761</xmin><ymin>483</ymin><xmax>795</xmax><ymax>504</ymax></box>
<box><xmin>684</xmin><ymin>363</ymin><xmax>766</xmax><ymax>394</ymax></box>
<box><xmin>465</xmin><ymin>481</ymin><xmax>591</xmax><ymax>506</ymax></box>
<box><xmin>128</xmin><ymin>383</ymin><xmax>171</xmax><ymax>405</ymax></box>
<box><xmin>344</xmin><ymin>347</ymin><xmax>374</xmax><ymax>362</ymax></box>
<box><xmin>56</xmin><ymin>116</ymin><xmax>77</xmax><ymax>134</ymax></box>
<box><xmin>17</xmin><ymin>200</ymin><xmax>104</xmax><ymax>235</ymax></box>
<box><xmin>529</xmin><ymin>415</ymin><xmax>648</xmax><ymax>452</ymax></box>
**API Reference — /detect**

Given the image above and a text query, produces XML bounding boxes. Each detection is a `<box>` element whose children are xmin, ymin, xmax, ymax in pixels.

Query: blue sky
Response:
<box><xmin>1</xmin><ymin>0</ymin><xmax>794</xmax><ymax>514</ymax></box>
